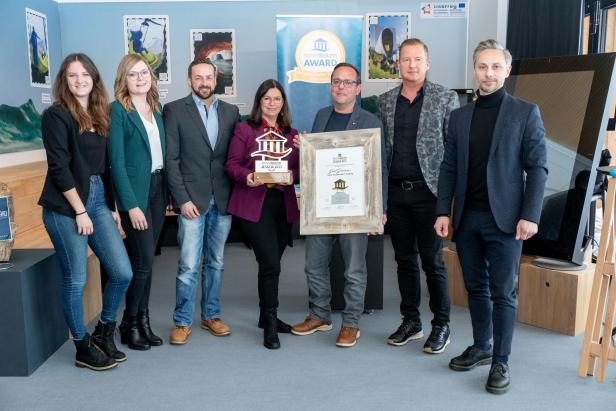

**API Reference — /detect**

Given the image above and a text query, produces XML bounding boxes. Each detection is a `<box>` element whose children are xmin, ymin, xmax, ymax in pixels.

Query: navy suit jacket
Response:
<box><xmin>435</xmin><ymin>92</ymin><xmax>548</xmax><ymax>234</ymax></box>
<box><xmin>311</xmin><ymin>104</ymin><xmax>389</xmax><ymax>212</ymax></box>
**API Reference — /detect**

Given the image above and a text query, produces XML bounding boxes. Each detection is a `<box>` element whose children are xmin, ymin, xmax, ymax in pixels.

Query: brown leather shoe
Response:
<box><xmin>169</xmin><ymin>326</ymin><xmax>191</xmax><ymax>345</ymax></box>
<box><xmin>201</xmin><ymin>318</ymin><xmax>231</xmax><ymax>336</ymax></box>
<box><xmin>336</xmin><ymin>326</ymin><xmax>360</xmax><ymax>347</ymax></box>
<box><xmin>291</xmin><ymin>316</ymin><xmax>333</xmax><ymax>336</ymax></box>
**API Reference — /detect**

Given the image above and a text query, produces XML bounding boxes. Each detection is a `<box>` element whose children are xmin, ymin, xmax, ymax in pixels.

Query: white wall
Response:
<box><xmin>466</xmin><ymin>0</ymin><xmax>509</xmax><ymax>88</ymax></box>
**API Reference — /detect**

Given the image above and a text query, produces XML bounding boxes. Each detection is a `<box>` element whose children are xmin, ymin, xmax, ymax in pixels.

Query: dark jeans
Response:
<box><xmin>454</xmin><ymin>209</ymin><xmax>523</xmax><ymax>363</ymax></box>
<box><xmin>387</xmin><ymin>183</ymin><xmax>450</xmax><ymax>326</ymax></box>
<box><xmin>43</xmin><ymin>175</ymin><xmax>132</xmax><ymax>339</ymax></box>
<box><xmin>120</xmin><ymin>172</ymin><xmax>166</xmax><ymax>317</ymax></box>
<box><xmin>239</xmin><ymin>189</ymin><xmax>291</xmax><ymax>310</ymax></box>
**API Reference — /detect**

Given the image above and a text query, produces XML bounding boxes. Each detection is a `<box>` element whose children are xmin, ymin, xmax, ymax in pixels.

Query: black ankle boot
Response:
<box><xmin>92</xmin><ymin>321</ymin><xmax>127</xmax><ymax>362</ymax></box>
<box><xmin>119</xmin><ymin>315</ymin><xmax>151</xmax><ymax>351</ymax></box>
<box><xmin>138</xmin><ymin>310</ymin><xmax>163</xmax><ymax>346</ymax></box>
<box><xmin>258</xmin><ymin>310</ymin><xmax>292</xmax><ymax>333</ymax></box>
<box><xmin>74</xmin><ymin>334</ymin><xmax>117</xmax><ymax>371</ymax></box>
<box><xmin>263</xmin><ymin>308</ymin><xmax>280</xmax><ymax>350</ymax></box>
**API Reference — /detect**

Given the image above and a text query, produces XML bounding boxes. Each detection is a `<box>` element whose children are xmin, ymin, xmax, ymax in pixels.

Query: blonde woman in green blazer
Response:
<box><xmin>108</xmin><ymin>54</ymin><xmax>166</xmax><ymax>351</ymax></box>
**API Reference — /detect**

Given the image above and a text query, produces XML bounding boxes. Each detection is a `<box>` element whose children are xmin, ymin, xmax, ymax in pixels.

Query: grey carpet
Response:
<box><xmin>0</xmin><ymin>237</ymin><xmax>614</xmax><ymax>410</ymax></box>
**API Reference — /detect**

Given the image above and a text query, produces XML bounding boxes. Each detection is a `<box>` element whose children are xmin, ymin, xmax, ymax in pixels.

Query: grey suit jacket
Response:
<box><xmin>435</xmin><ymin>92</ymin><xmax>548</xmax><ymax>234</ymax></box>
<box><xmin>164</xmin><ymin>94</ymin><xmax>240</xmax><ymax>214</ymax></box>
<box><xmin>378</xmin><ymin>81</ymin><xmax>459</xmax><ymax>196</ymax></box>
<box><xmin>311</xmin><ymin>104</ymin><xmax>389</xmax><ymax>212</ymax></box>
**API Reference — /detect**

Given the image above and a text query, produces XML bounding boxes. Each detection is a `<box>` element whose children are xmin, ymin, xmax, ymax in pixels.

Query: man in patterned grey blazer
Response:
<box><xmin>378</xmin><ymin>38</ymin><xmax>458</xmax><ymax>354</ymax></box>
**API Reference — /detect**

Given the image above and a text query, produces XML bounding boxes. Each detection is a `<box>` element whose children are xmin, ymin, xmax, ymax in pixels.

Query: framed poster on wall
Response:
<box><xmin>124</xmin><ymin>15</ymin><xmax>170</xmax><ymax>84</ymax></box>
<box><xmin>25</xmin><ymin>8</ymin><xmax>51</xmax><ymax>88</ymax></box>
<box><xmin>365</xmin><ymin>12</ymin><xmax>410</xmax><ymax>82</ymax></box>
<box><xmin>190</xmin><ymin>29</ymin><xmax>237</xmax><ymax>97</ymax></box>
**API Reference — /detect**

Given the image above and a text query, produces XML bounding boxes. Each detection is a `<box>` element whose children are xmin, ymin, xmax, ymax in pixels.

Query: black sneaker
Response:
<box><xmin>387</xmin><ymin>319</ymin><xmax>423</xmax><ymax>346</ymax></box>
<box><xmin>449</xmin><ymin>346</ymin><xmax>492</xmax><ymax>371</ymax></box>
<box><xmin>423</xmin><ymin>324</ymin><xmax>451</xmax><ymax>354</ymax></box>
<box><xmin>486</xmin><ymin>363</ymin><xmax>510</xmax><ymax>394</ymax></box>
<box><xmin>74</xmin><ymin>334</ymin><xmax>118</xmax><ymax>371</ymax></box>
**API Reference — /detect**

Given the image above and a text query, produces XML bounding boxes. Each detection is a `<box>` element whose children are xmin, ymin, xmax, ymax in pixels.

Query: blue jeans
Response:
<box><xmin>173</xmin><ymin>201</ymin><xmax>232</xmax><ymax>326</ymax></box>
<box><xmin>43</xmin><ymin>175</ymin><xmax>132</xmax><ymax>340</ymax></box>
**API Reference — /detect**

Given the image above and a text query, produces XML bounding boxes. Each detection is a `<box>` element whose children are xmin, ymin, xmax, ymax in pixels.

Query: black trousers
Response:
<box><xmin>454</xmin><ymin>209</ymin><xmax>522</xmax><ymax>363</ymax></box>
<box><xmin>120</xmin><ymin>172</ymin><xmax>166</xmax><ymax>316</ymax></box>
<box><xmin>239</xmin><ymin>189</ymin><xmax>291</xmax><ymax>310</ymax></box>
<box><xmin>387</xmin><ymin>183</ymin><xmax>450</xmax><ymax>326</ymax></box>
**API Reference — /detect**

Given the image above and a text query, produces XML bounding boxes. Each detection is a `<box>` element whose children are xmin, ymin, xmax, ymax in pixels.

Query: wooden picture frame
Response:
<box><xmin>300</xmin><ymin>128</ymin><xmax>383</xmax><ymax>235</ymax></box>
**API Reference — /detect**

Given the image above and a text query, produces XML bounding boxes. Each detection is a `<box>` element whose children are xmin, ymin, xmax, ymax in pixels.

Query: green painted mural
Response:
<box><xmin>0</xmin><ymin>100</ymin><xmax>43</xmax><ymax>155</ymax></box>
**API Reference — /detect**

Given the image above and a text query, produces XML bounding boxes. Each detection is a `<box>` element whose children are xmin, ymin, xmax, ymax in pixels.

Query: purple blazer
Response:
<box><xmin>225</xmin><ymin>121</ymin><xmax>299</xmax><ymax>223</ymax></box>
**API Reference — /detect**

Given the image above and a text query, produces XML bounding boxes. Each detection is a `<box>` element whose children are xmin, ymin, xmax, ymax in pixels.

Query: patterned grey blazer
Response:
<box><xmin>378</xmin><ymin>80</ymin><xmax>459</xmax><ymax>196</ymax></box>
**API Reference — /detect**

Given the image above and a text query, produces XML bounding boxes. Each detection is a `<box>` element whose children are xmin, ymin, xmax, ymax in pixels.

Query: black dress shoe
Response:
<box><xmin>387</xmin><ymin>319</ymin><xmax>423</xmax><ymax>346</ymax></box>
<box><xmin>423</xmin><ymin>324</ymin><xmax>451</xmax><ymax>354</ymax></box>
<box><xmin>486</xmin><ymin>363</ymin><xmax>510</xmax><ymax>394</ymax></box>
<box><xmin>449</xmin><ymin>346</ymin><xmax>492</xmax><ymax>371</ymax></box>
<box><xmin>258</xmin><ymin>316</ymin><xmax>292</xmax><ymax>334</ymax></box>
<box><xmin>138</xmin><ymin>310</ymin><xmax>163</xmax><ymax>346</ymax></box>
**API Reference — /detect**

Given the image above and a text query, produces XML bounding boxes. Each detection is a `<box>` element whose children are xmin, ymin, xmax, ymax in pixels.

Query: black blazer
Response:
<box><xmin>38</xmin><ymin>105</ymin><xmax>115</xmax><ymax>217</ymax></box>
<box><xmin>435</xmin><ymin>92</ymin><xmax>548</xmax><ymax>234</ymax></box>
<box><xmin>164</xmin><ymin>94</ymin><xmax>240</xmax><ymax>214</ymax></box>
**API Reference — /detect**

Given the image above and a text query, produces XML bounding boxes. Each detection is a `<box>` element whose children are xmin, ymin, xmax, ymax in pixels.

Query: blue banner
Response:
<box><xmin>276</xmin><ymin>15</ymin><xmax>363</xmax><ymax>133</ymax></box>
<box><xmin>0</xmin><ymin>197</ymin><xmax>12</xmax><ymax>241</ymax></box>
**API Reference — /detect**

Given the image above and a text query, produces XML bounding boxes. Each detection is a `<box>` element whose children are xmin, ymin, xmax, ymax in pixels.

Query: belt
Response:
<box><xmin>389</xmin><ymin>178</ymin><xmax>427</xmax><ymax>191</ymax></box>
<box><xmin>152</xmin><ymin>168</ymin><xmax>163</xmax><ymax>175</ymax></box>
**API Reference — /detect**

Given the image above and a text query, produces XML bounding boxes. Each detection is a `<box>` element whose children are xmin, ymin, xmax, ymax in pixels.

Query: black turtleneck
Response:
<box><xmin>465</xmin><ymin>86</ymin><xmax>505</xmax><ymax>212</ymax></box>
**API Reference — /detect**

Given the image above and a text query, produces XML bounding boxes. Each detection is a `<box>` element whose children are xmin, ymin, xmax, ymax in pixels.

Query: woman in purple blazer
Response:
<box><xmin>225</xmin><ymin>79</ymin><xmax>299</xmax><ymax>349</ymax></box>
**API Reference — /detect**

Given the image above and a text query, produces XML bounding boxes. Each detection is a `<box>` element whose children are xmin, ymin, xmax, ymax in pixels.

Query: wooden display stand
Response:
<box><xmin>443</xmin><ymin>246</ymin><xmax>468</xmax><ymax>307</ymax></box>
<box><xmin>443</xmin><ymin>246</ymin><xmax>534</xmax><ymax>309</ymax></box>
<box><xmin>0</xmin><ymin>162</ymin><xmax>102</xmax><ymax>325</ymax></box>
<box><xmin>518</xmin><ymin>262</ymin><xmax>595</xmax><ymax>335</ymax></box>
<box><xmin>579</xmin><ymin>175</ymin><xmax>616</xmax><ymax>383</ymax></box>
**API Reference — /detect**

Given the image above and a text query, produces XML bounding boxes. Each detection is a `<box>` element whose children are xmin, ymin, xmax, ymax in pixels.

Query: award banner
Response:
<box><xmin>276</xmin><ymin>15</ymin><xmax>363</xmax><ymax>133</ymax></box>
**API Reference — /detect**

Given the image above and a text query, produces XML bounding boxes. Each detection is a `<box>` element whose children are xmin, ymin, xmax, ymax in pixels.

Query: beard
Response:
<box><xmin>192</xmin><ymin>84</ymin><xmax>214</xmax><ymax>100</ymax></box>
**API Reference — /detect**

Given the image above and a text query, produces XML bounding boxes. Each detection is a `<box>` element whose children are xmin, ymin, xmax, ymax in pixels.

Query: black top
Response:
<box><xmin>389</xmin><ymin>87</ymin><xmax>424</xmax><ymax>181</ymax></box>
<box><xmin>82</xmin><ymin>131</ymin><xmax>106</xmax><ymax>176</ymax></box>
<box><xmin>466</xmin><ymin>86</ymin><xmax>505</xmax><ymax>211</ymax></box>
<box><xmin>325</xmin><ymin>111</ymin><xmax>352</xmax><ymax>132</ymax></box>
<box><xmin>38</xmin><ymin>105</ymin><xmax>115</xmax><ymax>217</ymax></box>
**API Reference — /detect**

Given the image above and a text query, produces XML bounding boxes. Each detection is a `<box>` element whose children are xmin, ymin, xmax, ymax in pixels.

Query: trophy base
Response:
<box><xmin>254</xmin><ymin>171</ymin><xmax>292</xmax><ymax>184</ymax></box>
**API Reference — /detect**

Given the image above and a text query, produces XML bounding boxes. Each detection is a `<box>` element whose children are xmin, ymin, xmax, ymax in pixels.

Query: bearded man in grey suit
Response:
<box><xmin>378</xmin><ymin>38</ymin><xmax>459</xmax><ymax>355</ymax></box>
<box><xmin>164</xmin><ymin>57</ymin><xmax>240</xmax><ymax>345</ymax></box>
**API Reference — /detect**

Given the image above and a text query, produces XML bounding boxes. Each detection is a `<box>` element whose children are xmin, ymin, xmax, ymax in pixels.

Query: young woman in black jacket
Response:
<box><xmin>39</xmin><ymin>53</ymin><xmax>133</xmax><ymax>371</ymax></box>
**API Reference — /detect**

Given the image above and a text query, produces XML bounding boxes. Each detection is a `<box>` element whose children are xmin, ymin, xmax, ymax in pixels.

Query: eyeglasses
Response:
<box><xmin>331</xmin><ymin>79</ymin><xmax>360</xmax><ymax>87</ymax></box>
<box><xmin>127</xmin><ymin>69</ymin><xmax>150</xmax><ymax>80</ymax></box>
<box><xmin>262</xmin><ymin>96</ymin><xmax>283</xmax><ymax>104</ymax></box>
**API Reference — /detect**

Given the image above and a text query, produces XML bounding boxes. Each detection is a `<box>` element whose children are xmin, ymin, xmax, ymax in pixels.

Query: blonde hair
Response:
<box><xmin>113</xmin><ymin>54</ymin><xmax>160</xmax><ymax>113</ymax></box>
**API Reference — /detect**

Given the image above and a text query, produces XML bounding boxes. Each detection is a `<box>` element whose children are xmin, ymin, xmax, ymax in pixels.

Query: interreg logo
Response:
<box><xmin>287</xmin><ymin>30</ymin><xmax>346</xmax><ymax>84</ymax></box>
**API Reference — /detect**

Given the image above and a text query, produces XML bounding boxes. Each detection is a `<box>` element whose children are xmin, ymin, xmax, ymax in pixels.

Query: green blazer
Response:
<box><xmin>108</xmin><ymin>100</ymin><xmax>166</xmax><ymax>212</ymax></box>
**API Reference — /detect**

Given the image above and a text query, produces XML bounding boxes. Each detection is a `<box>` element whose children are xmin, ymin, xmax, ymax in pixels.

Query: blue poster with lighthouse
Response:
<box><xmin>276</xmin><ymin>15</ymin><xmax>363</xmax><ymax>133</ymax></box>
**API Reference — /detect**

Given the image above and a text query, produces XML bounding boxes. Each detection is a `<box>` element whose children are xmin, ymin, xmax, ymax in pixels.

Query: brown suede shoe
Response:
<box><xmin>169</xmin><ymin>326</ymin><xmax>191</xmax><ymax>345</ymax></box>
<box><xmin>291</xmin><ymin>316</ymin><xmax>333</xmax><ymax>336</ymax></box>
<box><xmin>335</xmin><ymin>326</ymin><xmax>360</xmax><ymax>347</ymax></box>
<box><xmin>201</xmin><ymin>318</ymin><xmax>231</xmax><ymax>336</ymax></box>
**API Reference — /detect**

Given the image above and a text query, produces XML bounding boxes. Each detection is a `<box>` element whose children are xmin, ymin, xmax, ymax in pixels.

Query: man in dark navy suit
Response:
<box><xmin>434</xmin><ymin>40</ymin><xmax>547</xmax><ymax>394</ymax></box>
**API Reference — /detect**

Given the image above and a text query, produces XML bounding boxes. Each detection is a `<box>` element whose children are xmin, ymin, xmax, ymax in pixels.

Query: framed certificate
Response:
<box><xmin>300</xmin><ymin>128</ymin><xmax>383</xmax><ymax>235</ymax></box>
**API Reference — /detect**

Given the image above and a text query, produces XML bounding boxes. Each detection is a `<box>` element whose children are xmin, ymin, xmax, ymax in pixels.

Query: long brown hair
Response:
<box><xmin>248</xmin><ymin>79</ymin><xmax>291</xmax><ymax>133</ymax></box>
<box><xmin>114</xmin><ymin>54</ymin><xmax>160</xmax><ymax>113</ymax></box>
<box><xmin>52</xmin><ymin>53</ymin><xmax>109</xmax><ymax>136</ymax></box>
